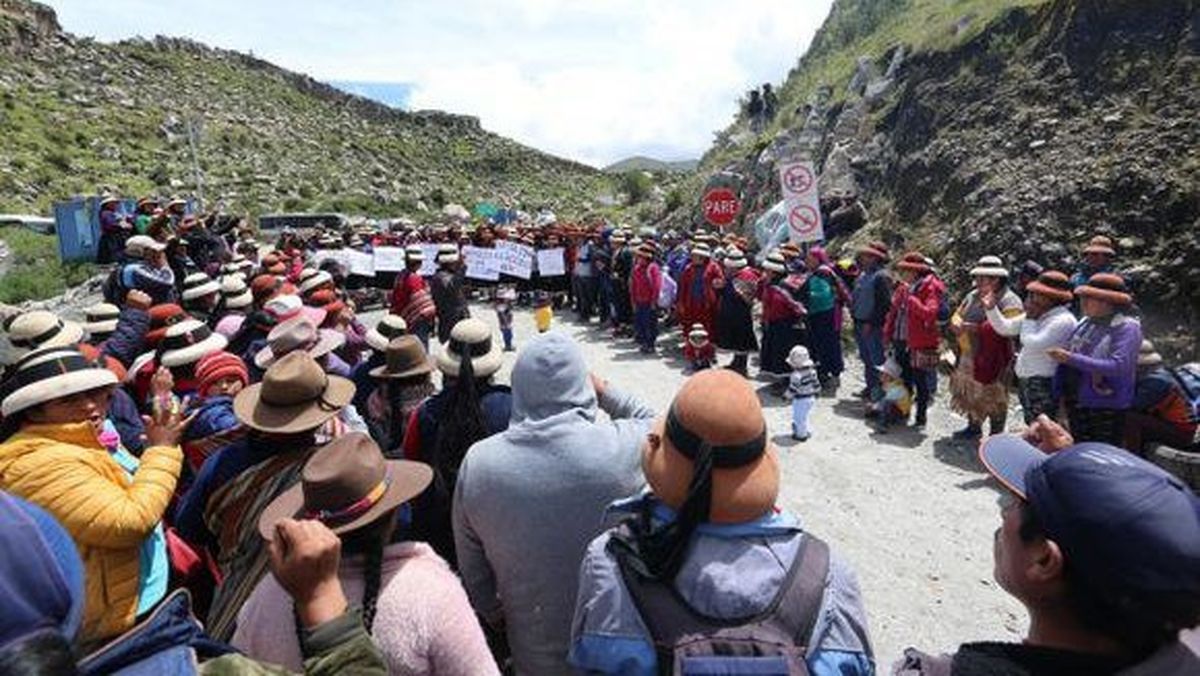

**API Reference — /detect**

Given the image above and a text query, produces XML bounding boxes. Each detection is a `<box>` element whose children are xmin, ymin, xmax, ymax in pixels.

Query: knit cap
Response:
<box><xmin>195</xmin><ymin>351</ymin><xmax>249</xmax><ymax>398</ymax></box>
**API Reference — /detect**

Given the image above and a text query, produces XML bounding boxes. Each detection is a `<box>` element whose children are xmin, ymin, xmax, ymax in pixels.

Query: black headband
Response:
<box><xmin>448</xmin><ymin>336</ymin><xmax>493</xmax><ymax>360</ymax></box>
<box><xmin>664</xmin><ymin>405</ymin><xmax>767</xmax><ymax>469</ymax></box>
<box><xmin>9</xmin><ymin>354</ymin><xmax>102</xmax><ymax>391</ymax></box>
<box><xmin>160</xmin><ymin>324</ymin><xmax>213</xmax><ymax>353</ymax></box>
<box><xmin>10</xmin><ymin>320</ymin><xmax>65</xmax><ymax>349</ymax></box>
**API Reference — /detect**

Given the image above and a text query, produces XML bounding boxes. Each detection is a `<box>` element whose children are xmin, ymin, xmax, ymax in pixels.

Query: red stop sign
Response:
<box><xmin>701</xmin><ymin>188</ymin><xmax>741</xmax><ymax>228</ymax></box>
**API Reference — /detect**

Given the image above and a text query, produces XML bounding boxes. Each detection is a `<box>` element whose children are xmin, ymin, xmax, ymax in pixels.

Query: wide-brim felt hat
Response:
<box><xmin>255</xmin><ymin>317</ymin><xmax>346</xmax><ymax>370</ymax></box>
<box><xmin>897</xmin><ymin>252</ymin><xmax>931</xmax><ymax>274</ymax></box>
<box><xmin>234</xmin><ymin>351</ymin><xmax>355</xmax><ymax>434</ymax></box>
<box><xmin>1075</xmin><ymin>272</ymin><xmax>1132</xmax><ymax>306</ymax></box>
<box><xmin>1138</xmin><ymin>339</ymin><xmax>1163</xmax><ymax>368</ymax></box>
<box><xmin>1</xmin><ymin>347</ymin><xmax>119</xmax><ymax>418</ymax></box>
<box><xmin>257</xmin><ymin>432</ymin><xmax>432</xmax><ymax>540</ymax></box>
<box><xmin>3</xmin><ymin>311</ymin><xmax>85</xmax><ymax>363</ymax></box>
<box><xmin>436</xmin><ymin>318</ymin><xmax>504</xmax><ymax>379</ymax></box>
<box><xmin>970</xmin><ymin>255</ymin><xmax>1008</xmax><ymax>278</ymax></box>
<box><xmin>856</xmin><ymin>241</ymin><xmax>890</xmax><ymax>261</ymax></box>
<box><xmin>370</xmin><ymin>336</ymin><xmax>435</xmax><ymax>380</ymax></box>
<box><xmin>1082</xmin><ymin>235</ymin><xmax>1116</xmax><ymax>256</ymax></box>
<box><xmin>1025</xmin><ymin>270</ymin><xmax>1074</xmax><ymax>304</ymax></box>
<box><xmin>365</xmin><ymin>315</ymin><xmax>408</xmax><ymax>352</ymax></box>
<box><xmin>762</xmin><ymin>253</ymin><xmax>787</xmax><ymax>273</ymax></box>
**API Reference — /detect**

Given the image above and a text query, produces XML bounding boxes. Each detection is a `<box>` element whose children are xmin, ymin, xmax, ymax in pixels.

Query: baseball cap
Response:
<box><xmin>980</xmin><ymin>435</ymin><xmax>1200</xmax><ymax>594</ymax></box>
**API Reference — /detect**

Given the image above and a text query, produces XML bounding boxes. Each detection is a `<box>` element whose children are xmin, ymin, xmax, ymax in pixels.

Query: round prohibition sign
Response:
<box><xmin>782</xmin><ymin>164</ymin><xmax>815</xmax><ymax>196</ymax></box>
<box><xmin>788</xmin><ymin>203</ymin><xmax>820</xmax><ymax>236</ymax></box>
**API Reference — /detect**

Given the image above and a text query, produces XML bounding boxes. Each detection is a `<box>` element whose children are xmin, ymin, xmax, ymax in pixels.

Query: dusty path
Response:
<box><xmin>363</xmin><ymin>302</ymin><xmax>1026</xmax><ymax>665</ymax></box>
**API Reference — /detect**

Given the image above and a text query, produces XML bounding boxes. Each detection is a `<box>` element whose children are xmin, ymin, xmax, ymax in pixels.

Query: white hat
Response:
<box><xmin>83</xmin><ymin>303</ymin><xmax>121</xmax><ymax>337</ymax></box>
<box><xmin>877</xmin><ymin>356</ymin><xmax>903</xmax><ymax>379</ymax></box>
<box><xmin>3</xmin><ymin>311</ymin><xmax>85</xmax><ymax>363</ymax></box>
<box><xmin>969</xmin><ymin>255</ymin><xmax>1008</xmax><ymax>278</ymax></box>
<box><xmin>125</xmin><ymin>235</ymin><xmax>166</xmax><ymax>257</ymax></box>
<box><xmin>787</xmin><ymin>345</ymin><xmax>814</xmax><ymax>370</ymax></box>
<box><xmin>158</xmin><ymin>319</ymin><xmax>228</xmax><ymax>368</ymax></box>
<box><xmin>366</xmin><ymin>314</ymin><xmax>408</xmax><ymax>352</ymax></box>
<box><xmin>220</xmin><ymin>276</ymin><xmax>253</xmax><ymax>310</ymax></box>
<box><xmin>762</xmin><ymin>251</ymin><xmax>787</xmax><ymax>274</ymax></box>
<box><xmin>436</xmin><ymin>318</ymin><xmax>503</xmax><ymax>379</ymax></box>
<box><xmin>405</xmin><ymin>245</ymin><xmax>425</xmax><ymax>263</ymax></box>
<box><xmin>181</xmin><ymin>272</ymin><xmax>220</xmax><ymax>302</ymax></box>
<box><xmin>690</xmin><ymin>242</ymin><xmax>712</xmax><ymax>258</ymax></box>
<box><xmin>687</xmin><ymin>323</ymin><xmax>709</xmax><ymax>340</ymax></box>
<box><xmin>723</xmin><ymin>247</ymin><xmax>748</xmax><ymax>269</ymax></box>
<box><xmin>1</xmin><ymin>347</ymin><xmax>118</xmax><ymax>417</ymax></box>
<box><xmin>298</xmin><ymin>270</ymin><xmax>333</xmax><ymax>295</ymax></box>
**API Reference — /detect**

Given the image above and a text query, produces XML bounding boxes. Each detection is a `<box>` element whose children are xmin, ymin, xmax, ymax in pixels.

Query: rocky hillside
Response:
<box><xmin>0</xmin><ymin>0</ymin><xmax>608</xmax><ymax>217</ymax></box>
<box><xmin>668</xmin><ymin>0</ymin><xmax>1199</xmax><ymax>358</ymax></box>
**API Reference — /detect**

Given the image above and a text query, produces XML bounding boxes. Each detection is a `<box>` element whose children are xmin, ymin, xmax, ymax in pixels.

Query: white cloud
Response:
<box><xmin>48</xmin><ymin>0</ymin><xmax>833</xmax><ymax>167</ymax></box>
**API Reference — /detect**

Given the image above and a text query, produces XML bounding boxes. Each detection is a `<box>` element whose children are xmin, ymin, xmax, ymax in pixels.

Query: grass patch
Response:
<box><xmin>0</xmin><ymin>226</ymin><xmax>99</xmax><ymax>304</ymax></box>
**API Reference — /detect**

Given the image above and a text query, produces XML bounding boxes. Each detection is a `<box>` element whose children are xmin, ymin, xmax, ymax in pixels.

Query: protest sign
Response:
<box><xmin>373</xmin><ymin>246</ymin><xmax>407</xmax><ymax>272</ymax></box>
<box><xmin>344</xmin><ymin>249</ymin><xmax>374</xmax><ymax>277</ymax></box>
<box><xmin>462</xmin><ymin>246</ymin><xmax>501</xmax><ymax>281</ymax></box>
<box><xmin>777</xmin><ymin>159</ymin><xmax>824</xmax><ymax>243</ymax></box>
<box><xmin>495</xmin><ymin>240</ymin><xmax>534</xmax><ymax>279</ymax></box>
<box><xmin>537</xmin><ymin>248</ymin><xmax>566</xmax><ymax>277</ymax></box>
<box><xmin>419</xmin><ymin>244</ymin><xmax>440</xmax><ymax>276</ymax></box>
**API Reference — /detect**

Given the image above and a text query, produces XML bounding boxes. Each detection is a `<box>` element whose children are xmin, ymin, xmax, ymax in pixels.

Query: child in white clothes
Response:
<box><xmin>786</xmin><ymin>345</ymin><xmax>821</xmax><ymax>441</ymax></box>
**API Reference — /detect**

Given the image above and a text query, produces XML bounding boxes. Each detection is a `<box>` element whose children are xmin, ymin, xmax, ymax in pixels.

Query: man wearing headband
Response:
<box><xmin>569</xmin><ymin>370</ymin><xmax>874</xmax><ymax>675</ymax></box>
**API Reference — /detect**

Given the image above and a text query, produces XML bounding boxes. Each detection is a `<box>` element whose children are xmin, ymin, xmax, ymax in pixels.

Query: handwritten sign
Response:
<box><xmin>777</xmin><ymin>159</ymin><xmax>824</xmax><ymax>243</ymax></box>
<box><xmin>495</xmin><ymin>240</ymin><xmax>534</xmax><ymax>279</ymax></box>
<box><xmin>536</xmin><ymin>247</ymin><xmax>566</xmax><ymax>277</ymax></box>
<box><xmin>372</xmin><ymin>246</ymin><xmax>407</xmax><ymax>272</ymax></box>
<box><xmin>345</xmin><ymin>250</ymin><xmax>375</xmax><ymax>277</ymax></box>
<box><xmin>462</xmin><ymin>246</ymin><xmax>501</xmax><ymax>281</ymax></box>
<box><xmin>418</xmin><ymin>244</ymin><xmax>440</xmax><ymax>277</ymax></box>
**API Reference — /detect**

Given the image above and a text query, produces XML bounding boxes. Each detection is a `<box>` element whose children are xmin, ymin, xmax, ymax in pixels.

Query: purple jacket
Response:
<box><xmin>1062</xmin><ymin>313</ymin><xmax>1142</xmax><ymax>409</ymax></box>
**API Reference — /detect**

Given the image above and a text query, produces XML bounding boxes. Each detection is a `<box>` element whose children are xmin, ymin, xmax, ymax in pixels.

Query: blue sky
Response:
<box><xmin>49</xmin><ymin>1</ymin><xmax>834</xmax><ymax>167</ymax></box>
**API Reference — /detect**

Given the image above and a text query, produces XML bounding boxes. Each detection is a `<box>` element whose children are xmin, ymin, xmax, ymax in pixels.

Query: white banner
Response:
<box><xmin>372</xmin><ymin>246</ymin><xmax>407</xmax><ymax>272</ymax></box>
<box><xmin>536</xmin><ymin>247</ymin><xmax>566</xmax><ymax>277</ymax></box>
<box><xmin>495</xmin><ymin>240</ymin><xmax>534</xmax><ymax>280</ymax></box>
<box><xmin>778</xmin><ymin>159</ymin><xmax>824</xmax><ymax>244</ymax></box>
<box><xmin>344</xmin><ymin>249</ymin><xmax>375</xmax><ymax>277</ymax></box>
<box><xmin>462</xmin><ymin>245</ymin><xmax>501</xmax><ymax>281</ymax></box>
<box><xmin>418</xmin><ymin>244</ymin><xmax>440</xmax><ymax>277</ymax></box>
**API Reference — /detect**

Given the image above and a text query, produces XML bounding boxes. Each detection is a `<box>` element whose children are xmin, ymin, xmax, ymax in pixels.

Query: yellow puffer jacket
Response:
<box><xmin>0</xmin><ymin>422</ymin><xmax>182</xmax><ymax>643</ymax></box>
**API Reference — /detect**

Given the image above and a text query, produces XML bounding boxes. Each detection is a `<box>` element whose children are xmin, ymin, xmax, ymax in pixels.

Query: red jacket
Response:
<box><xmin>390</xmin><ymin>270</ymin><xmax>436</xmax><ymax>326</ymax></box>
<box><xmin>630</xmin><ymin>260</ymin><xmax>662</xmax><ymax>306</ymax></box>
<box><xmin>884</xmin><ymin>273</ymin><xmax>946</xmax><ymax>351</ymax></box>
<box><xmin>677</xmin><ymin>261</ymin><xmax>723</xmax><ymax>317</ymax></box>
<box><xmin>760</xmin><ymin>283</ymin><xmax>806</xmax><ymax>323</ymax></box>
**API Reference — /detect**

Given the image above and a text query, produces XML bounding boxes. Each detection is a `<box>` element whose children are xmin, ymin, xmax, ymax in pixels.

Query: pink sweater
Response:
<box><xmin>232</xmin><ymin>541</ymin><xmax>499</xmax><ymax>676</ymax></box>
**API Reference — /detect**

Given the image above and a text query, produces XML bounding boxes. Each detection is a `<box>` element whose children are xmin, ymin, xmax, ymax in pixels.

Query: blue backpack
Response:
<box><xmin>1168</xmin><ymin>363</ymin><xmax>1200</xmax><ymax>425</ymax></box>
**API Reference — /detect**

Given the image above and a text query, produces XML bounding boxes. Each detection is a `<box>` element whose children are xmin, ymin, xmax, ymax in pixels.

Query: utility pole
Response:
<box><xmin>185</xmin><ymin>116</ymin><xmax>205</xmax><ymax>209</ymax></box>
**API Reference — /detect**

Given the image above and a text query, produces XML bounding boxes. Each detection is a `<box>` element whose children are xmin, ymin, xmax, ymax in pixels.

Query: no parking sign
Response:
<box><xmin>778</xmin><ymin>159</ymin><xmax>824</xmax><ymax>243</ymax></box>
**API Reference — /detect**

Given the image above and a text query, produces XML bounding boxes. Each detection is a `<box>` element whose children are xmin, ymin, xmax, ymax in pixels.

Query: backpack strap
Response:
<box><xmin>767</xmin><ymin>534</ymin><xmax>830</xmax><ymax>650</ymax></box>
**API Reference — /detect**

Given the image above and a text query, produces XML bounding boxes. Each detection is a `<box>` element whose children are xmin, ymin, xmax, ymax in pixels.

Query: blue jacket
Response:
<box><xmin>851</xmin><ymin>264</ymin><xmax>891</xmax><ymax>324</ymax></box>
<box><xmin>350</xmin><ymin>351</ymin><xmax>386</xmax><ymax>414</ymax></box>
<box><xmin>569</xmin><ymin>496</ymin><xmax>875</xmax><ymax>676</ymax></box>
<box><xmin>108</xmin><ymin>387</ymin><xmax>146</xmax><ymax>456</ymax></box>
<box><xmin>99</xmin><ymin>308</ymin><xmax>150</xmax><ymax>368</ymax></box>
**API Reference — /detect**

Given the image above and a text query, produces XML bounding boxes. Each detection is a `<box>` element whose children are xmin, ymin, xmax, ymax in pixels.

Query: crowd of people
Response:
<box><xmin>0</xmin><ymin>197</ymin><xmax>1197</xmax><ymax>675</ymax></box>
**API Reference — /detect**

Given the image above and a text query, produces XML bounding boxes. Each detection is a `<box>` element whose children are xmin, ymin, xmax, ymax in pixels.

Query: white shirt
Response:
<box><xmin>987</xmin><ymin>304</ymin><xmax>1078</xmax><ymax>378</ymax></box>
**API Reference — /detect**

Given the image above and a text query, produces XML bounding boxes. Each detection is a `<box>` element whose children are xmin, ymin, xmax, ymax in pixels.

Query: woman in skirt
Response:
<box><xmin>759</xmin><ymin>250</ymin><xmax>807</xmax><ymax>389</ymax></box>
<box><xmin>715</xmin><ymin>248</ymin><xmax>760</xmax><ymax>376</ymax></box>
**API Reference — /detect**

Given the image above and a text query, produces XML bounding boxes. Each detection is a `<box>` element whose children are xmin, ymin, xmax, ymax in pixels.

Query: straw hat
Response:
<box><xmin>98</xmin><ymin>195</ymin><xmax>121</xmax><ymax>208</ymax></box>
<box><xmin>405</xmin><ymin>245</ymin><xmax>425</xmax><ymax>263</ymax></box>
<box><xmin>1137</xmin><ymin>340</ymin><xmax>1164</xmax><ymax>368</ymax></box>
<box><xmin>1</xmin><ymin>347</ymin><xmax>118</xmax><ymax>418</ymax></box>
<box><xmin>82</xmin><ymin>303</ymin><xmax>121</xmax><ymax>337</ymax></box>
<box><xmin>969</xmin><ymin>255</ymin><xmax>1009</xmax><ymax>278</ymax></box>
<box><xmin>1076</xmin><ymin>272</ymin><xmax>1132</xmax><ymax>306</ymax></box>
<box><xmin>436</xmin><ymin>318</ymin><xmax>504</xmax><ymax>379</ymax></box>
<box><xmin>366</xmin><ymin>315</ymin><xmax>408</xmax><ymax>352</ymax></box>
<box><xmin>370</xmin><ymin>336</ymin><xmax>434</xmax><ymax>380</ymax></box>
<box><xmin>636</xmin><ymin>243</ymin><xmax>656</xmax><ymax>259</ymax></box>
<box><xmin>877</xmin><ymin>356</ymin><xmax>903</xmax><ymax>379</ymax></box>
<box><xmin>643</xmin><ymin>370</ymin><xmax>778</xmax><ymax>524</ymax></box>
<box><xmin>436</xmin><ymin>245</ymin><xmax>460</xmax><ymax>265</ymax></box>
<box><xmin>723</xmin><ymin>247</ymin><xmax>748</xmax><ymax>269</ymax></box>
<box><xmin>690</xmin><ymin>242</ymin><xmax>712</xmax><ymax>259</ymax></box>
<box><xmin>257</xmin><ymin>432</ymin><xmax>432</xmax><ymax>540</ymax></box>
<box><xmin>254</xmin><ymin>316</ymin><xmax>346</xmax><ymax>370</ymax></box>
<box><xmin>687</xmin><ymin>323</ymin><xmax>708</xmax><ymax>341</ymax></box>
<box><xmin>856</xmin><ymin>240</ymin><xmax>890</xmax><ymax>262</ymax></box>
<box><xmin>1025</xmin><ymin>270</ymin><xmax>1074</xmax><ymax>304</ymax></box>
<box><xmin>787</xmin><ymin>345</ymin><xmax>813</xmax><ymax>370</ymax></box>
<box><xmin>3</xmin><ymin>311</ymin><xmax>85</xmax><ymax>362</ymax></box>
<box><xmin>1082</xmin><ymin>235</ymin><xmax>1116</xmax><ymax>256</ymax></box>
<box><xmin>220</xmin><ymin>276</ymin><xmax>253</xmax><ymax>310</ymax></box>
<box><xmin>762</xmin><ymin>251</ymin><xmax>787</xmax><ymax>274</ymax></box>
<box><xmin>896</xmin><ymin>251</ymin><xmax>931</xmax><ymax>275</ymax></box>
<box><xmin>298</xmin><ymin>270</ymin><xmax>333</xmax><ymax>295</ymax></box>
<box><xmin>181</xmin><ymin>272</ymin><xmax>220</xmax><ymax>302</ymax></box>
<box><xmin>233</xmin><ymin>351</ymin><xmax>354</xmax><ymax>434</ymax></box>
<box><xmin>158</xmin><ymin>319</ymin><xmax>228</xmax><ymax>368</ymax></box>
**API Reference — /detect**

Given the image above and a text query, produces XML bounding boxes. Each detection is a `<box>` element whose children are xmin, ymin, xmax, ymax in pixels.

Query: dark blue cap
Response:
<box><xmin>980</xmin><ymin>436</ymin><xmax>1200</xmax><ymax>594</ymax></box>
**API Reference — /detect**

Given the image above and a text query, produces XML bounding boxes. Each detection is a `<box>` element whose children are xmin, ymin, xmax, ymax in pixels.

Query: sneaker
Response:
<box><xmin>913</xmin><ymin>412</ymin><xmax>927</xmax><ymax>428</ymax></box>
<box><xmin>503</xmin><ymin>345</ymin><xmax>516</xmax><ymax>352</ymax></box>
<box><xmin>952</xmin><ymin>425</ymin><xmax>982</xmax><ymax>440</ymax></box>
<box><xmin>793</xmin><ymin>433</ymin><xmax>810</xmax><ymax>442</ymax></box>
<box><xmin>854</xmin><ymin>386</ymin><xmax>872</xmax><ymax>399</ymax></box>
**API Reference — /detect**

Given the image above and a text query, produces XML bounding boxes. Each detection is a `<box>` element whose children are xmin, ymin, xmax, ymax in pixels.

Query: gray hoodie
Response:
<box><xmin>453</xmin><ymin>332</ymin><xmax>653</xmax><ymax>675</ymax></box>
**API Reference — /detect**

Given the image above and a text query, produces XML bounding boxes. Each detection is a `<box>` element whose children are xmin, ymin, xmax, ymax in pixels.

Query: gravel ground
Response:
<box><xmin>363</xmin><ymin>301</ymin><xmax>1026</xmax><ymax>666</ymax></box>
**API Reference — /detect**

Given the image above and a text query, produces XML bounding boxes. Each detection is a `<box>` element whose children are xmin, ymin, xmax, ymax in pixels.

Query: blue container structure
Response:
<box><xmin>54</xmin><ymin>196</ymin><xmax>184</xmax><ymax>263</ymax></box>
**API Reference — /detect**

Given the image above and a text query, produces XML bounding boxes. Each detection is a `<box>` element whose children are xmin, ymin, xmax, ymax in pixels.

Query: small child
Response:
<box><xmin>868</xmin><ymin>357</ymin><xmax>912</xmax><ymax>434</ymax></box>
<box><xmin>495</xmin><ymin>285</ymin><xmax>516</xmax><ymax>351</ymax></box>
<box><xmin>683</xmin><ymin>324</ymin><xmax>716</xmax><ymax>372</ymax></box>
<box><xmin>181</xmin><ymin>350</ymin><xmax>249</xmax><ymax>474</ymax></box>
<box><xmin>534</xmin><ymin>291</ymin><xmax>553</xmax><ymax>333</ymax></box>
<box><xmin>785</xmin><ymin>346</ymin><xmax>821</xmax><ymax>441</ymax></box>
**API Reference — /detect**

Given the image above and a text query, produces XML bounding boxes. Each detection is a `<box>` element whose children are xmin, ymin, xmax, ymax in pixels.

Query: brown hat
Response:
<box><xmin>370</xmin><ymin>336</ymin><xmax>434</xmax><ymax>380</ymax></box>
<box><xmin>1075</xmin><ymin>272</ymin><xmax>1132</xmax><ymax>306</ymax></box>
<box><xmin>257</xmin><ymin>432</ymin><xmax>432</xmax><ymax>540</ymax></box>
<box><xmin>1083</xmin><ymin>235</ymin><xmax>1116</xmax><ymax>256</ymax></box>
<box><xmin>1137</xmin><ymin>340</ymin><xmax>1163</xmax><ymax>368</ymax></box>
<box><xmin>255</xmin><ymin>316</ymin><xmax>346</xmax><ymax>369</ymax></box>
<box><xmin>857</xmin><ymin>240</ymin><xmax>890</xmax><ymax>262</ymax></box>
<box><xmin>896</xmin><ymin>251</ymin><xmax>930</xmax><ymax>274</ymax></box>
<box><xmin>643</xmin><ymin>369</ymin><xmax>778</xmax><ymax>524</ymax></box>
<box><xmin>778</xmin><ymin>242</ymin><xmax>802</xmax><ymax>260</ymax></box>
<box><xmin>1025</xmin><ymin>270</ymin><xmax>1074</xmax><ymax>304</ymax></box>
<box><xmin>233</xmin><ymin>351</ymin><xmax>354</xmax><ymax>433</ymax></box>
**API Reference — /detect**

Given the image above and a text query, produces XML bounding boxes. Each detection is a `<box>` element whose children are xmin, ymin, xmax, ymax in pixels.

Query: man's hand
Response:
<box><xmin>268</xmin><ymin>519</ymin><xmax>348</xmax><ymax>629</ymax></box>
<box><xmin>125</xmin><ymin>289</ymin><xmax>152</xmax><ymax>311</ymax></box>
<box><xmin>1022</xmin><ymin>414</ymin><xmax>1074</xmax><ymax>453</ymax></box>
<box><xmin>1046</xmin><ymin>347</ymin><xmax>1071</xmax><ymax>364</ymax></box>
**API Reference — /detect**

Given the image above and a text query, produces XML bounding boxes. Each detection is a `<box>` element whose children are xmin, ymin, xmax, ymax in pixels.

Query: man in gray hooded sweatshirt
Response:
<box><xmin>453</xmin><ymin>331</ymin><xmax>653</xmax><ymax>675</ymax></box>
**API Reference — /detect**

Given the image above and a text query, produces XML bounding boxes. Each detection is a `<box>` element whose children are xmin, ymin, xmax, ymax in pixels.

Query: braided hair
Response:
<box><xmin>430</xmin><ymin>357</ymin><xmax>488</xmax><ymax>499</ymax></box>
<box><xmin>293</xmin><ymin>511</ymin><xmax>394</xmax><ymax>642</ymax></box>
